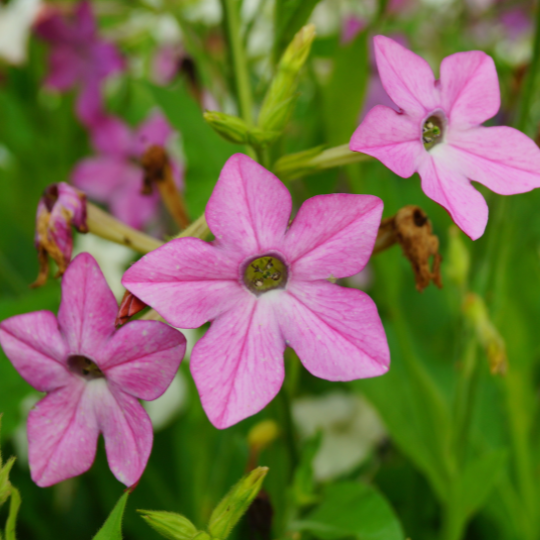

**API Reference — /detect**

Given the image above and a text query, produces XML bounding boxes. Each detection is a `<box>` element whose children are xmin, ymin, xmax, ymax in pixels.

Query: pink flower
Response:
<box><xmin>122</xmin><ymin>154</ymin><xmax>390</xmax><ymax>429</ymax></box>
<box><xmin>0</xmin><ymin>253</ymin><xmax>186</xmax><ymax>487</ymax></box>
<box><xmin>33</xmin><ymin>182</ymin><xmax>88</xmax><ymax>287</ymax></box>
<box><xmin>350</xmin><ymin>36</ymin><xmax>540</xmax><ymax>240</ymax></box>
<box><xmin>72</xmin><ymin>112</ymin><xmax>184</xmax><ymax>230</ymax></box>
<box><xmin>35</xmin><ymin>1</ymin><xmax>124</xmax><ymax>124</ymax></box>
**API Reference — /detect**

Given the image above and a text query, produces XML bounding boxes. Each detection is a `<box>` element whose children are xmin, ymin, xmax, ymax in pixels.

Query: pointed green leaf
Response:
<box><xmin>92</xmin><ymin>491</ymin><xmax>130</xmax><ymax>540</ymax></box>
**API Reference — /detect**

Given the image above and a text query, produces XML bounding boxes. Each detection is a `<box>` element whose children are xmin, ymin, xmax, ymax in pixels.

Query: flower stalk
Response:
<box><xmin>273</xmin><ymin>144</ymin><xmax>372</xmax><ymax>181</ymax></box>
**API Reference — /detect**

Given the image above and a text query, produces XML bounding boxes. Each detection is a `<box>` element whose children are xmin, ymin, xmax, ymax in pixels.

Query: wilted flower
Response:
<box><xmin>350</xmin><ymin>36</ymin><xmax>540</xmax><ymax>240</ymax></box>
<box><xmin>35</xmin><ymin>1</ymin><xmax>124</xmax><ymax>123</ymax></box>
<box><xmin>123</xmin><ymin>154</ymin><xmax>389</xmax><ymax>428</ymax></box>
<box><xmin>33</xmin><ymin>182</ymin><xmax>88</xmax><ymax>287</ymax></box>
<box><xmin>0</xmin><ymin>253</ymin><xmax>186</xmax><ymax>487</ymax></box>
<box><xmin>72</xmin><ymin>112</ymin><xmax>184</xmax><ymax>230</ymax></box>
<box><xmin>0</xmin><ymin>0</ymin><xmax>42</xmax><ymax>65</ymax></box>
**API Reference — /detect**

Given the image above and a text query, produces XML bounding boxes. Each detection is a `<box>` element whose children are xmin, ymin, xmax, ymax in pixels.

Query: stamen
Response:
<box><xmin>243</xmin><ymin>255</ymin><xmax>288</xmax><ymax>295</ymax></box>
<box><xmin>422</xmin><ymin>115</ymin><xmax>444</xmax><ymax>150</ymax></box>
<box><xmin>67</xmin><ymin>355</ymin><xmax>105</xmax><ymax>380</ymax></box>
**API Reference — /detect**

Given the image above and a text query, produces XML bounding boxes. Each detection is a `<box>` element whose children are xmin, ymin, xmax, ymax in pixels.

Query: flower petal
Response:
<box><xmin>191</xmin><ymin>295</ymin><xmax>285</xmax><ymax>428</ymax></box>
<box><xmin>101</xmin><ymin>320</ymin><xmax>186</xmax><ymax>400</ymax></box>
<box><xmin>132</xmin><ymin>113</ymin><xmax>173</xmax><ymax>157</ymax></box>
<box><xmin>58</xmin><ymin>253</ymin><xmax>118</xmax><ymax>358</ymax></box>
<box><xmin>283</xmin><ymin>194</ymin><xmax>383</xmax><ymax>280</ymax></box>
<box><xmin>122</xmin><ymin>238</ymin><xmax>247</xmax><ymax>328</ymax></box>
<box><xmin>96</xmin><ymin>384</ymin><xmax>153</xmax><ymax>486</ymax></box>
<box><xmin>45</xmin><ymin>46</ymin><xmax>80</xmax><ymax>90</ymax></box>
<box><xmin>447</xmin><ymin>126</ymin><xmax>540</xmax><ymax>194</ymax></box>
<box><xmin>206</xmin><ymin>154</ymin><xmax>292</xmax><ymax>256</ymax></box>
<box><xmin>0</xmin><ymin>311</ymin><xmax>70</xmax><ymax>392</ymax></box>
<box><xmin>350</xmin><ymin>105</ymin><xmax>424</xmax><ymax>177</ymax></box>
<box><xmin>71</xmin><ymin>156</ymin><xmax>127</xmax><ymax>201</ymax></box>
<box><xmin>373</xmin><ymin>35</ymin><xmax>439</xmax><ymax>117</ymax></box>
<box><xmin>28</xmin><ymin>380</ymin><xmax>99</xmax><ymax>487</ymax></box>
<box><xmin>279</xmin><ymin>281</ymin><xmax>389</xmax><ymax>380</ymax></box>
<box><xmin>440</xmin><ymin>51</ymin><xmax>500</xmax><ymax>129</ymax></box>
<box><xmin>89</xmin><ymin>115</ymin><xmax>133</xmax><ymax>156</ymax></box>
<box><xmin>418</xmin><ymin>150</ymin><xmax>488</xmax><ymax>240</ymax></box>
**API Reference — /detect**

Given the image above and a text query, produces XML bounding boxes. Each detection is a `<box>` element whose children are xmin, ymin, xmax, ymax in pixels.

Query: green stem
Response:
<box><xmin>516</xmin><ymin>0</ymin><xmax>540</xmax><ymax>134</ymax></box>
<box><xmin>221</xmin><ymin>0</ymin><xmax>254</xmax><ymax>126</ymax></box>
<box><xmin>276</xmin><ymin>387</ymin><xmax>299</xmax><ymax>475</ymax></box>
<box><xmin>452</xmin><ymin>337</ymin><xmax>479</xmax><ymax>466</ymax></box>
<box><xmin>5</xmin><ymin>486</ymin><xmax>21</xmax><ymax>540</ymax></box>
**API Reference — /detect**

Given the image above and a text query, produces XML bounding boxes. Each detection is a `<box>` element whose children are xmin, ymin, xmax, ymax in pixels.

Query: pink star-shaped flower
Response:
<box><xmin>35</xmin><ymin>1</ymin><xmax>124</xmax><ymax>123</ymax></box>
<box><xmin>0</xmin><ymin>253</ymin><xmax>186</xmax><ymax>487</ymax></box>
<box><xmin>350</xmin><ymin>35</ymin><xmax>540</xmax><ymax>240</ymax></box>
<box><xmin>122</xmin><ymin>154</ymin><xmax>390</xmax><ymax>429</ymax></box>
<box><xmin>72</xmin><ymin>112</ymin><xmax>184</xmax><ymax>230</ymax></box>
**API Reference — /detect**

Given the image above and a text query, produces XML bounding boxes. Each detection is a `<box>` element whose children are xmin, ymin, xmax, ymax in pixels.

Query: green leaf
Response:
<box><xmin>292</xmin><ymin>482</ymin><xmax>404</xmax><ymax>540</ymax></box>
<box><xmin>457</xmin><ymin>449</ymin><xmax>507</xmax><ymax>520</ymax></box>
<box><xmin>323</xmin><ymin>30</ymin><xmax>369</xmax><ymax>146</ymax></box>
<box><xmin>92</xmin><ymin>491</ymin><xmax>130</xmax><ymax>540</ymax></box>
<box><xmin>147</xmin><ymin>82</ymin><xmax>244</xmax><ymax>219</ymax></box>
<box><xmin>273</xmin><ymin>0</ymin><xmax>321</xmax><ymax>63</ymax></box>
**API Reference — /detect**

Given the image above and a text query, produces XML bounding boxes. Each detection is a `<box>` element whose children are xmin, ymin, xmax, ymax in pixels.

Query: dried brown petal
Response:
<box><xmin>374</xmin><ymin>205</ymin><xmax>442</xmax><ymax>292</ymax></box>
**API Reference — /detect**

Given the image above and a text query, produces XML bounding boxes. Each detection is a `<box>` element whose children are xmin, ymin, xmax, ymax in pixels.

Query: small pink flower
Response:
<box><xmin>35</xmin><ymin>1</ymin><xmax>124</xmax><ymax>124</ymax></box>
<box><xmin>350</xmin><ymin>36</ymin><xmax>540</xmax><ymax>240</ymax></box>
<box><xmin>122</xmin><ymin>154</ymin><xmax>390</xmax><ymax>429</ymax></box>
<box><xmin>72</xmin><ymin>112</ymin><xmax>184</xmax><ymax>230</ymax></box>
<box><xmin>0</xmin><ymin>253</ymin><xmax>186</xmax><ymax>487</ymax></box>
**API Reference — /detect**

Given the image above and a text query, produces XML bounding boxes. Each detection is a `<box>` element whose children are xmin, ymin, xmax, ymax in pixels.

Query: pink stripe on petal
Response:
<box><xmin>122</xmin><ymin>238</ymin><xmax>246</xmax><ymax>328</ymax></box>
<box><xmin>97</xmin><ymin>384</ymin><xmax>153</xmax><ymax>486</ymax></box>
<box><xmin>206</xmin><ymin>154</ymin><xmax>291</xmax><ymax>256</ymax></box>
<box><xmin>29</xmin><ymin>380</ymin><xmax>99</xmax><ymax>487</ymax></box>
<box><xmin>284</xmin><ymin>194</ymin><xmax>383</xmax><ymax>280</ymax></box>
<box><xmin>447</xmin><ymin>126</ymin><xmax>540</xmax><ymax>194</ymax></box>
<box><xmin>418</xmin><ymin>151</ymin><xmax>488</xmax><ymax>240</ymax></box>
<box><xmin>350</xmin><ymin>105</ymin><xmax>424</xmax><ymax>178</ymax></box>
<box><xmin>440</xmin><ymin>51</ymin><xmax>500</xmax><ymax>129</ymax></box>
<box><xmin>191</xmin><ymin>295</ymin><xmax>285</xmax><ymax>429</ymax></box>
<box><xmin>0</xmin><ymin>312</ymin><xmax>70</xmax><ymax>392</ymax></box>
<box><xmin>58</xmin><ymin>253</ymin><xmax>118</xmax><ymax>358</ymax></box>
<box><xmin>374</xmin><ymin>35</ymin><xmax>439</xmax><ymax>117</ymax></box>
<box><xmin>279</xmin><ymin>281</ymin><xmax>389</xmax><ymax>380</ymax></box>
<box><xmin>101</xmin><ymin>321</ymin><xmax>185</xmax><ymax>400</ymax></box>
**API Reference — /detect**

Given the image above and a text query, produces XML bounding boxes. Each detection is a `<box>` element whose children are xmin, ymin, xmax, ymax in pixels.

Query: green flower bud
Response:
<box><xmin>204</xmin><ymin>111</ymin><xmax>279</xmax><ymax>148</ymax></box>
<box><xmin>138</xmin><ymin>510</ymin><xmax>199</xmax><ymax>540</ymax></box>
<box><xmin>446</xmin><ymin>225</ymin><xmax>470</xmax><ymax>289</ymax></box>
<box><xmin>258</xmin><ymin>24</ymin><xmax>316</xmax><ymax>137</ymax></box>
<box><xmin>207</xmin><ymin>467</ymin><xmax>269</xmax><ymax>540</ymax></box>
<box><xmin>463</xmin><ymin>293</ymin><xmax>507</xmax><ymax>375</ymax></box>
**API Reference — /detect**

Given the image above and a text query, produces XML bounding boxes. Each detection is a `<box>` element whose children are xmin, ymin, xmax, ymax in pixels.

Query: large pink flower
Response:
<box><xmin>350</xmin><ymin>35</ymin><xmax>540</xmax><ymax>240</ymax></box>
<box><xmin>0</xmin><ymin>253</ymin><xmax>186</xmax><ymax>487</ymax></box>
<box><xmin>122</xmin><ymin>154</ymin><xmax>390</xmax><ymax>429</ymax></box>
<box><xmin>72</xmin><ymin>112</ymin><xmax>184</xmax><ymax>230</ymax></box>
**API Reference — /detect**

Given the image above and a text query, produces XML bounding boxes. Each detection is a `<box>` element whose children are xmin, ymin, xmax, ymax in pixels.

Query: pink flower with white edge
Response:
<box><xmin>350</xmin><ymin>35</ymin><xmax>540</xmax><ymax>240</ymax></box>
<box><xmin>122</xmin><ymin>154</ymin><xmax>390</xmax><ymax>429</ymax></box>
<box><xmin>0</xmin><ymin>253</ymin><xmax>186</xmax><ymax>487</ymax></box>
<box><xmin>72</xmin><ymin>112</ymin><xmax>184</xmax><ymax>230</ymax></box>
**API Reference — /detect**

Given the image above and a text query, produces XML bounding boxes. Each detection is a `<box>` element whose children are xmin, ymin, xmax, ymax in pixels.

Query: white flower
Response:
<box><xmin>0</xmin><ymin>0</ymin><xmax>42</xmax><ymax>65</ymax></box>
<box><xmin>293</xmin><ymin>391</ymin><xmax>386</xmax><ymax>481</ymax></box>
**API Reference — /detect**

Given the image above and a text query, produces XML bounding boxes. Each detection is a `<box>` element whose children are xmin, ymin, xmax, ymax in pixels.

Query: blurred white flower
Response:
<box><xmin>183</xmin><ymin>0</ymin><xmax>221</xmax><ymax>25</ymax></box>
<box><xmin>293</xmin><ymin>391</ymin><xmax>386</xmax><ymax>481</ymax></box>
<box><xmin>73</xmin><ymin>234</ymin><xmax>134</xmax><ymax>300</ymax></box>
<box><xmin>145</xmin><ymin>370</ymin><xmax>189</xmax><ymax>431</ymax></box>
<box><xmin>0</xmin><ymin>0</ymin><xmax>42</xmax><ymax>65</ymax></box>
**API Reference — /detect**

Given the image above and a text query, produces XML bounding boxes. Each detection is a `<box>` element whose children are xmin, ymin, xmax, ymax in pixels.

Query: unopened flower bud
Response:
<box><xmin>446</xmin><ymin>225</ymin><xmax>470</xmax><ymax>289</ymax></box>
<box><xmin>463</xmin><ymin>293</ymin><xmax>507</xmax><ymax>375</ymax></box>
<box><xmin>258</xmin><ymin>24</ymin><xmax>316</xmax><ymax>137</ymax></box>
<box><xmin>208</xmin><ymin>467</ymin><xmax>269</xmax><ymax>540</ymax></box>
<box><xmin>248</xmin><ymin>420</ymin><xmax>279</xmax><ymax>453</ymax></box>
<box><xmin>32</xmin><ymin>182</ymin><xmax>88</xmax><ymax>288</ymax></box>
<box><xmin>138</xmin><ymin>510</ymin><xmax>199</xmax><ymax>540</ymax></box>
<box><xmin>204</xmin><ymin>111</ymin><xmax>278</xmax><ymax>148</ymax></box>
